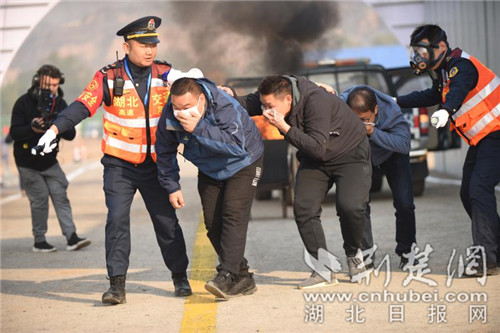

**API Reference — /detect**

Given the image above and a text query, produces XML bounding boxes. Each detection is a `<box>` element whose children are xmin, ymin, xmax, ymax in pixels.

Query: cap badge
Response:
<box><xmin>147</xmin><ymin>19</ymin><xmax>155</xmax><ymax>31</ymax></box>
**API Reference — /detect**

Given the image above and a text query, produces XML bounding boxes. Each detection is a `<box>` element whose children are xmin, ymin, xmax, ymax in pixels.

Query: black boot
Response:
<box><xmin>172</xmin><ymin>272</ymin><xmax>192</xmax><ymax>297</ymax></box>
<box><xmin>102</xmin><ymin>275</ymin><xmax>126</xmax><ymax>305</ymax></box>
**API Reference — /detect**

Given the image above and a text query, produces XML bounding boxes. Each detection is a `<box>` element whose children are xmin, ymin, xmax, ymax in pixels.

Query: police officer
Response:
<box><xmin>37</xmin><ymin>16</ymin><xmax>203</xmax><ymax>304</ymax></box>
<box><xmin>396</xmin><ymin>24</ymin><xmax>500</xmax><ymax>276</ymax></box>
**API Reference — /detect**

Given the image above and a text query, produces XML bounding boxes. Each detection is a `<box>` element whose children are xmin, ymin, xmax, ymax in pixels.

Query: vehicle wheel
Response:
<box><xmin>413</xmin><ymin>179</ymin><xmax>425</xmax><ymax>197</ymax></box>
<box><xmin>255</xmin><ymin>189</ymin><xmax>272</xmax><ymax>200</ymax></box>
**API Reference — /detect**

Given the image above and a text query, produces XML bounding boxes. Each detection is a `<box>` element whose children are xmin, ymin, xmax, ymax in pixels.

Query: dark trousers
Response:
<box><xmin>460</xmin><ymin>130</ymin><xmax>500</xmax><ymax>264</ymax></box>
<box><xmin>102</xmin><ymin>155</ymin><xmax>189</xmax><ymax>277</ymax></box>
<box><xmin>197</xmin><ymin>156</ymin><xmax>263</xmax><ymax>276</ymax></box>
<box><xmin>362</xmin><ymin>152</ymin><xmax>416</xmax><ymax>256</ymax></box>
<box><xmin>294</xmin><ymin>137</ymin><xmax>372</xmax><ymax>258</ymax></box>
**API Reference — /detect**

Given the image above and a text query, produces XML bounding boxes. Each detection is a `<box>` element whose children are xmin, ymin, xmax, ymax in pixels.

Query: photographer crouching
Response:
<box><xmin>9</xmin><ymin>64</ymin><xmax>91</xmax><ymax>253</ymax></box>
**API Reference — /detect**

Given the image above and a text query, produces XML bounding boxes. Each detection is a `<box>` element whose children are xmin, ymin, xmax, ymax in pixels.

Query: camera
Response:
<box><xmin>32</xmin><ymin>88</ymin><xmax>58</xmax><ymax>130</ymax></box>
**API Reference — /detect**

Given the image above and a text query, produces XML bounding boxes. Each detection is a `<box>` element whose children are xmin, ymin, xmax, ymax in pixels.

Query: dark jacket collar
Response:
<box><xmin>124</xmin><ymin>55</ymin><xmax>151</xmax><ymax>81</ymax></box>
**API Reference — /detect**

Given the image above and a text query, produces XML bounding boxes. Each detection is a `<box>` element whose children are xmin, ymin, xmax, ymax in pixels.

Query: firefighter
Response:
<box><xmin>396</xmin><ymin>24</ymin><xmax>500</xmax><ymax>276</ymax></box>
<box><xmin>36</xmin><ymin>16</ymin><xmax>203</xmax><ymax>304</ymax></box>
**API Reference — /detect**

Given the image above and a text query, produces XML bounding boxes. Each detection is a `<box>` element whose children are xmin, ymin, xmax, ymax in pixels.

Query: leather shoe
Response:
<box><xmin>173</xmin><ymin>274</ymin><xmax>192</xmax><ymax>297</ymax></box>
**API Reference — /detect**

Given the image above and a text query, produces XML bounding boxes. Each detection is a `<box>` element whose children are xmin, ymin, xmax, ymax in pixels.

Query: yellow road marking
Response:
<box><xmin>180</xmin><ymin>215</ymin><xmax>218</xmax><ymax>333</ymax></box>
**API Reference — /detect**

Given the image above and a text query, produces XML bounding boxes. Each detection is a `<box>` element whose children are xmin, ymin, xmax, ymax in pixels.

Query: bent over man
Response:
<box><xmin>156</xmin><ymin>78</ymin><xmax>264</xmax><ymax>300</ymax></box>
<box><xmin>342</xmin><ymin>85</ymin><xmax>417</xmax><ymax>269</ymax></box>
<box><xmin>237</xmin><ymin>75</ymin><xmax>372</xmax><ymax>287</ymax></box>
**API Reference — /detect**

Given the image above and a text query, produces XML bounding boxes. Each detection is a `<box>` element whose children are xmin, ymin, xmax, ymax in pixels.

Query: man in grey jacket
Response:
<box><xmin>342</xmin><ymin>85</ymin><xmax>417</xmax><ymax>270</ymax></box>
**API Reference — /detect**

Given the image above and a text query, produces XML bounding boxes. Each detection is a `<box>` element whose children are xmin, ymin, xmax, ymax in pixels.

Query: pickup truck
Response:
<box><xmin>226</xmin><ymin>60</ymin><xmax>460</xmax><ymax>203</ymax></box>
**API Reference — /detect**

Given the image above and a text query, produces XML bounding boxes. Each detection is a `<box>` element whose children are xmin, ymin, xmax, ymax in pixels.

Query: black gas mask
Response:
<box><xmin>409</xmin><ymin>30</ymin><xmax>446</xmax><ymax>75</ymax></box>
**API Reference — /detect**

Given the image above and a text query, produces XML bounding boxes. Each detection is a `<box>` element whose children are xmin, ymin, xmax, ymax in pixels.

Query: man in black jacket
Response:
<box><xmin>253</xmin><ymin>75</ymin><xmax>372</xmax><ymax>287</ymax></box>
<box><xmin>9</xmin><ymin>64</ymin><xmax>91</xmax><ymax>253</ymax></box>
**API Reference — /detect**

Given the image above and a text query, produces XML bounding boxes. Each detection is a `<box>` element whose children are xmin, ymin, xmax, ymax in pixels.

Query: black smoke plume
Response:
<box><xmin>170</xmin><ymin>1</ymin><xmax>339</xmax><ymax>76</ymax></box>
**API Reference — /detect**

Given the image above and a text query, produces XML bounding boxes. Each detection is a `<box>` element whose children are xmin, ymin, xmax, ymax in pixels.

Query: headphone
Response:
<box><xmin>32</xmin><ymin>64</ymin><xmax>65</xmax><ymax>87</ymax></box>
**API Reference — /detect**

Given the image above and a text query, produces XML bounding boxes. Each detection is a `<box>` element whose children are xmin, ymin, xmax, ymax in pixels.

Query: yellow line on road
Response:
<box><xmin>180</xmin><ymin>214</ymin><xmax>218</xmax><ymax>333</ymax></box>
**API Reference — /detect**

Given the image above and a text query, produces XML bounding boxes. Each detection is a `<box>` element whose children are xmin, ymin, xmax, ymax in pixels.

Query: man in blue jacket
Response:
<box><xmin>342</xmin><ymin>86</ymin><xmax>417</xmax><ymax>269</ymax></box>
<box><xmin>155</xmin><ymin>77</ymin><xmax>264</xmax><ymax>300</ymax></box>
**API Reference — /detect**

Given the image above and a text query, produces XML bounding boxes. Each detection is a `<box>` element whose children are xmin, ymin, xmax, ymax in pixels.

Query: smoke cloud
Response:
<box><xmin>169</xmin><ymin>1</ymin><xmax>339</xmax><ymax>79</ymax></box>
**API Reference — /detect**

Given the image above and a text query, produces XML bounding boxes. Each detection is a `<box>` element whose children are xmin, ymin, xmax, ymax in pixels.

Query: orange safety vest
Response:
<box><xmin>252</xmin><ymin>115</ymin><xmax>284</xmax><ymax>140</ymax></box>
<box><xmin>102</xmin><ymin>62</ymin><xmax>170</xmax><ymax>163</ymax></box>
<box><xmin>444</xmin><ymin>49</ymin><xmax>500</xmax><ymax>146</ymax></box>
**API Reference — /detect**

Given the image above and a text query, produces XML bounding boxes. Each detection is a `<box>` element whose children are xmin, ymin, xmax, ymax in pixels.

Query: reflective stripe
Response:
<box><xmin>104</xmin><ymin>110</ymin><xmax>160</xmax><ymax>128</ymax></box>
<box><xmin>103</xmin><ymin>134</ymin><xmax>141</xmax><ymax>153</ymax></box>
<box><xmin>108</xmin><ymin>78</ymin><xmax>164</xmax><ymax>88</ymax></box>
<box><xmin>102</xmin><ymin>135</ymin><xmax>155</xmax><ymax>154</ymax></box>
<box><xmin>149</xmin><ymin>117</ymin><xmax>160</xmax><ymax>127</ymax></box>
<box><xmin>453</xmin><ymin>76</ymin><xmax>500</xmax><ymax>119</ymax></box>
<box><xmin>107</xmin><ymin>79</ymin><xmax>135</xmax><ymax>90</ymax></box>
<box><xmin>104</xmin><ymin>111</ymin><xmax>147</xmax><ymax>128</ymax></box>
<box><xmin>151</xmin><ymin>78</ymin><xmax>165</xmax><ymax>87</ymax></box>
<box><xmin>466</xmin><ymin>102</ymin><xmax>500</xmax><ymax>138</ymax></box>
<box><xmin>142</xmin><ymin>144</ymin><xmax>155</xmax><ymax>153</ymax></box>
<box><xmin>461</xmin><ymin>51</ymin><xmax>470</xmax><ymax>59</ymax></box>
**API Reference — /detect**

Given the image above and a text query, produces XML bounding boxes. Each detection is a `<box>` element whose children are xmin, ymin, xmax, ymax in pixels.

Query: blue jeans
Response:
<box><xmin>363</xmin><ymin>152</ymin><xmax>416</xmax><ymax>256</ymax></box>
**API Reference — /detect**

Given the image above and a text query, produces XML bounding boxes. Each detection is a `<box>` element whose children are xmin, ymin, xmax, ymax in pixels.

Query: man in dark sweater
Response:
<box><xmin>9</xmin><ymin>64</ymin><xmax>91</xmax><ymax>253</ymax></box>
<box><xmin>244</xmin><ymin>75</ymin><xmax>373</xmax><ymax>287</ymax></box>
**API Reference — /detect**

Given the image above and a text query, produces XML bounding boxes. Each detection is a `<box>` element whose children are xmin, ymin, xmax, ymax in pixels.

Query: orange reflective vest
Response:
<box><xmin>77</xmin><ymin>61</ymin><xmax>171</xmax><ymax>164</ymax></box>
<box><xmin>444</xmin><ymin>49</ymin><xmax>500</xmax><ymax>146</ymax></box>
<box><xmin>252</xmin><ymin>115</ymin><xmax>284</xmax><ymax>140</ymax></box>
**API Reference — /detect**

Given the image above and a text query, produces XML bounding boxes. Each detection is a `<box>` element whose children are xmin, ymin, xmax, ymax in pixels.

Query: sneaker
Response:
<box><xmin>463</xmin><ymin>262</ymin><xmax>499</xmax><ymax>277</ymax></box>
<box><xmin>365</xmin><ymin>262</ymin><xmax>375</xmax><ymax>270</ymax></box>
<box><xmin>204</xmin><ymin>270</ymin><xmax>235</xmax><ymax>300</ymax></box>
<box><xmin>347</xmin><ymin>255</ymin><xmax>366</xmax><ymax>282</ymax></box>
<box><xmin>32</xmin><ymin>241</ymin><xmax>57</xmax><ymax>253</ymax></box>
<box><xmin>172</xmin><ymin>273</ymin><xmax>193</xmax><ymax>297</ymax></box>
<box><xmin>399</xmin><ymin>255</ymin><xmax>419</xmax><ymax>270</ymax></box>
<box><xmin>227</xmin><ymin>273</ymin><xmax>258</xmax><ymax>297</ymax></box>
<box><xmin>298</xmin><ymin>271</ymin><xmax>339</xmax><ymax>290</ymax></box>
<box><xmin>66</xmin><ymin>233</ymin><xmax>91</xmax><ymax>251</ymax></box>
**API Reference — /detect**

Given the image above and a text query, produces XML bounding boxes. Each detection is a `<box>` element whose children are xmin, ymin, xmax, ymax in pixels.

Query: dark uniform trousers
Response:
<box><xmin>197</xmin><ymin>156</ymin><xmax>264</xmax><ymax>277</ymax></box>
<box><xmin>460</xmin><ymin>130</ymin><xmax>500</xmax><ymax>265</ymax></box>
<box><xmin>102</xmin><ymin>154</ymin><xmax>189</xmax><ymax>277</ymax></box>
<box><xmin>294</xmin><ymin>136</ymin><xmax>372</xmax><ymax>258</ymax></box>
<box><xmin>362</xmin><ymin>152</ymin><xmax>417</xmax><ymax>256</ymax></box>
